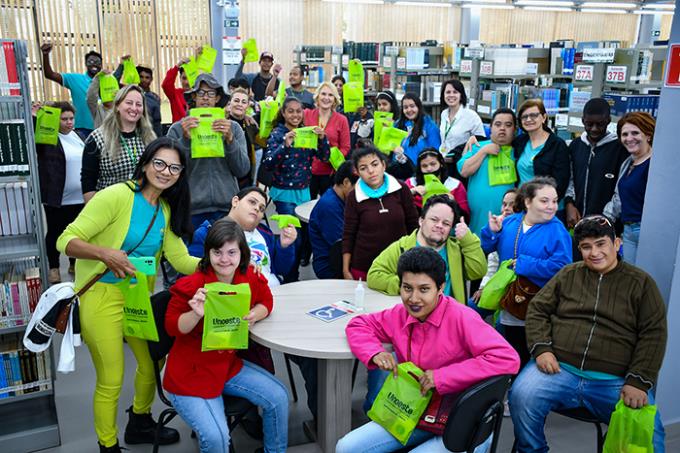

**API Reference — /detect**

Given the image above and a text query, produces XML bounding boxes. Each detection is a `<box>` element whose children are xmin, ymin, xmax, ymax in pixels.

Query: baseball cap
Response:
<box><xmin>259</xmin><ymin>51</ymin><xmax>274</xmax><ymax>61</ymax></box>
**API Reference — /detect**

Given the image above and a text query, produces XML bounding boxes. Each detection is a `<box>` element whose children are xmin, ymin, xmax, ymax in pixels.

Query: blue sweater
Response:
<box><xmin>480</xmin><ymin>213</ymin><xmax>572</xmax><ymax>287</ymax></box>
<box><xmin>309</xmin><ymin>188</ymin><xmax>345</xmax><ymax>279</ymax></box>
<box><xmin>189</xmin><ymin>220</ymin><xmax>296</xmax><ymax>279</ymax></box>
<box><xmin>263</xmin><ymin>124</ymin><xmax>330</xmax><ymax>190</ymax></box>
<box><xmin>398</xmin><ymin>115</ymin><xmax>442</xmax><ymax>165</ymax></box>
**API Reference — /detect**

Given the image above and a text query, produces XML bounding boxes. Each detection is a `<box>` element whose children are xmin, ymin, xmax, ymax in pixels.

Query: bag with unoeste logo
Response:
<box><xmin>117</xmin><ymin>271</ymin><xmax>158</xmax><ymax>341</ymax></box>
<box><xmin>201</xmin><ymin>282</ymin><xmax>251</xmax><ymax>351</ymax></box>
<box><xmin>500</xmin><ymin>218</ymin><xmax>541</xmax><ymax>320</ymax></box>
<box><xmin>367</xmin><ymin>361</ymin><xmax>432</xmax><ymax>445</ymax></box>
<box><xmin>190</xmin><ymin>108</ymin><xmax>225</xmax><ymax>158</ymax></box>
<box><xmin>35</xmin><ymin>105</ymin><xmax>61</xmax><ymax>145</ymax></box>
<box><xmin>487</xmin><ymin>145</ymin><xmax>517</xmax><ymax>186</ymax></box>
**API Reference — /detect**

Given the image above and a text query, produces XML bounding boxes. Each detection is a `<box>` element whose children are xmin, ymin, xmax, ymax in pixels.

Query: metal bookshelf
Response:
<box><xmin>0</xmin><ymin>39</ymin><xmax>60</xmax><ymax>453</ymax></box>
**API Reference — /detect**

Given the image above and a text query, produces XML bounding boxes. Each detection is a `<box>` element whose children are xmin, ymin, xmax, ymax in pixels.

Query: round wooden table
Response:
<box><xmin>294</xmin><ymin>199</ymin><xmax>319</xmax><ymax>223</ymax></box>
<box><xmin>250</xmin><ymin>279</ymin><xmax>400</xmax><ymax>452</ymax></box>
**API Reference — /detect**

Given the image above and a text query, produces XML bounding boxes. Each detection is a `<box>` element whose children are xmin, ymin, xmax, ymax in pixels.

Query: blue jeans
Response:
<box><xmin>167</xmin><ymin>361</ymin><xmax>289</xmax><ymax>453</ymax></box>
<box><xmin>509</xmin><ymin>361</ymin><xmax>665</xmax><ymax>453</ymax></box>
<box><xmin>336</xmin><ymin>420</ymin><xmax>492</xmax><ymax>453</ymax></box>
<box><xmin>623</xmin><ymin>222</ymin><xmax>640</xmax><ymax>264</ymax></box>
<box><xmin>364</xmin><ymin>368</ymin><xmax>391</xmax><ymax>414</ymax></box>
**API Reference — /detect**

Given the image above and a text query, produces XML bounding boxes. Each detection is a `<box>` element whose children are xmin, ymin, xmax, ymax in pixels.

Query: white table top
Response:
<box><xmin>250</xmin><ymin>279</ymin><xmax>400</xmax><ymax>359</ymax></box>
<box><xmin>294</xmin><ymin>199</ymin><xmax>319</xmax><ymax>223</ymax></box>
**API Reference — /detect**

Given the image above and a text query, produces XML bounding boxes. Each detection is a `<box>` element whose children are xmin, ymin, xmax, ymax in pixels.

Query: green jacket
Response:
<box><xmin>57</xmin><ymin>181</ymin><xmax>199</xmax><ymax>291</ymax></box>
<box><xmin>367</xmin><ymin>229</ymin><xmax>487</xmax><ymax>303</ymax></box>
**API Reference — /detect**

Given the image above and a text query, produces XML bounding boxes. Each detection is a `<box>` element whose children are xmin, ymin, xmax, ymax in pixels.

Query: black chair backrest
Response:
<box><xmin>148</xmin><ymin>290</ymin><xmax>175</xmax><ymax>362</ymax></box>
<box><xmin>443</xmin><ymin>374</ymin><xmax>512</xmax><ymax>453</ymax></box>
<box><xmin>329</xmin><ymin>239</ymin><xmax>343</xmax><ymax>279</ymax></box>
<box><xmin>257</xmin><ymin>158</ymin><xmax>274</xmax><ymax>188</ymax></box>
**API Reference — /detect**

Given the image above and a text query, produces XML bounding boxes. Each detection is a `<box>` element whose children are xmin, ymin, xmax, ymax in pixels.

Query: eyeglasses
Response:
<box><xmin>575</xmin><ymin>215</ymin><xmax>613</xmax><ymax>229</ymax></box>
<box><xmin>520</xmin><ymin>112</ymin><xmax>542</xmax><ymax>122</ymax></box>
<box><xmin>196</xmin><ymin>89</ymin><xmax>217</xmax><ymax>98</ymax></box>
<box><xmin>152</xmin><ymin>158</ymin><xmax>184</xmax><ymax>176</ymax></box>
<box><xmin>86</xmin><ymin>58</ymin><xmax>101</xmax><ymax>65</ymax></box>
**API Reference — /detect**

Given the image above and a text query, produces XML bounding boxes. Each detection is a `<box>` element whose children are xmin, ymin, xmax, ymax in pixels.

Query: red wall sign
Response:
<box><xmin>665</xmin><ymin>44</ymin><xmax>680</xmax><ymax>88</ymax></box>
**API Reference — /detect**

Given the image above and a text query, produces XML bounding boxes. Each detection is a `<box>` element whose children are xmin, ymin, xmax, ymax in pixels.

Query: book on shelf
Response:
<box><xmin>0</xmin><ymin>120</ymin><xmax>29</xmax><ymax>176</ymax></box>
<box><xmin>1</xmin><ymin>266</ymin><xmax>41</xmax><ymax>329</ymax></box>
<box><xmin>0</xmin><ymin>181</ymin><xmax>33</xmax><ymax>236</ymax></box>
<box><xmin>0</xmin><ymin>334</ymin><xmax>52</xmax><ymax>398</ymax></box>
<box><xmin>0</xmin><ymin>41</ymin><xmax>20</xmax><ymax>97</ymax></box>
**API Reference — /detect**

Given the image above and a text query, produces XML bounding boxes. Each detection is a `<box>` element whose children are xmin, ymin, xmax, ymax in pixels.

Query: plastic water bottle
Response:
<box><xmin>354</xmin><ymin>279</ymin><xmax>365</xmax><ymax>310</ymax></box>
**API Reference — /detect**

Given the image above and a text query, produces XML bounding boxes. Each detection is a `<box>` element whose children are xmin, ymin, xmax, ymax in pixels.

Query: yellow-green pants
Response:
<box><xmin>80</xmin><ymin>282</ymin><xmax>158</xmax><ymax>447</ymax></box>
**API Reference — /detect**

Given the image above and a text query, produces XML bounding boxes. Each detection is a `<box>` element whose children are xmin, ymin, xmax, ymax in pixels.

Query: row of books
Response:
<box><xmin>343</xmin><ymin>41</ymin><xmax>380</xmax><ymax>64</ymax></box>
<box><xmin>0</xmin><ymin>120</ymin><xmax>29</xmax><ymax>176</ymax></box>
<box><xmin>0</xmin><ymin>341</ymin><xmax>52</xmax><ymax>398</ymax></box>
<box><xmin>603</xmin><ymin>94</ymin><xmax>660</xmax><ymax>118</ymax></box>
<box><xmin>0</xmin><ymin>41</ymin><xmax>21</xmax><ymax>96</ymax></box>
<box><xmin>0</xmin><ymin>181</ymin><xmax>34</xmax><ymax>236</ymax></box>
<box><xmin>1</xmin><ymin>267</ymin><xmax>41</xmax><ymax>330</ymax></box>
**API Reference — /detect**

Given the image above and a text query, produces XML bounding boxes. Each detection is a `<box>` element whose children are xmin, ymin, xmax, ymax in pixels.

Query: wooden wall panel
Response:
<box><xmin>0</xmin><ymin>0</ymin><xmax>210</xmax><ymax>103</ymax></box>
<box><xmin>661</xmin><ymin>14</ymin><xmax>673</xmax><ymax>41</ymax></box>
<box><xmin>480</xmin><ymin>10</ymin><xmax>638</xmax><ymax>46</ymax></box>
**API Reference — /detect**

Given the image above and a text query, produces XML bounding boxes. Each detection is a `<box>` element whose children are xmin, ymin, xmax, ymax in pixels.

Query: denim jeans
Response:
<box><xmin>364</xmin><ymin>368</ymin><xmax>391</xmax><ymax>414</ymax></box>
<box><xmin>335</xmin><ymin>420</ymin><xmax>493</xmax><ymax>453</ymax></box>
<box><xmin>623</xmin><ymin>222</ymin><xmax>641</xmax><ymax>264</ymax></box>
<box><xmin>509</xmin><ymin>361</ymin><xmax>665</xmax><ymax>453</ymax></box>
<box><xmin>167</xmin><ymin>361</ymin><xmax>289</xmax><ymax>453</ymax></box>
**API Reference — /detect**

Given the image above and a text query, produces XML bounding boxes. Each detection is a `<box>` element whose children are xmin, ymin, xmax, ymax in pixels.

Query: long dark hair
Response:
<box><xmin>375</xmin><ymin>90</ymin><xmax>399</xmax><ymax>120</ymax></box>
<box><xmin>274</xmin><ymin>97</ymin><xmax>303</xmax><ymax>127</ymax></box>
<box><xmin>132</xmin><ymin>137</ymin><xmax>193</xmax><ymax>240</ymax></box>
<box><xmin>415</xmin><ymin>148</ymin><xmax>447</xmax><ymax>186</ymax></box>
<box><xmin>198</xmin><ymin>218</ymin><xmax>251</xmax><ymax>273</ymax></box>
<box><xmin>396</xmin><ymin>93</ymin><xmax>425</xmax><ymax>147</ymax></box>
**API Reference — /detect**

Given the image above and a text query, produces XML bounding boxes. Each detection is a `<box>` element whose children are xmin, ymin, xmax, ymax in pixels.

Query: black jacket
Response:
<box><xmin>513</xmin><ymin>132</ymin><xmax>570</xmax><ymax>200</ymax></box>
<box><xmin>565</xmin><ymin>133</ymin><xmax>628</xmax><ymax>216</ymax></box>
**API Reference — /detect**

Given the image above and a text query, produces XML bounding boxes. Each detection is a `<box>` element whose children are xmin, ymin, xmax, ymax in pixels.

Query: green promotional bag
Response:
<box><xmin>258</xmin><ymin>100</ymin><xmax>279</xmax><ymax>140</ymax></box>
<box><xmin>99</xmin><ymin>73</ymin><xmax>120</xmax><ymax>103</ymax></box>
<box><xmin>197</xmin><ymin>45</ymin><xmax>217</xmax><ymax>73</ymax></box>
<box><xmin>478</xmin><ymin>259</ymin><xmax>517</xmax><ymax>310</ymax></box>
<box><xmin>368</xmin><ymin>362</ymin><xmax>433</xmax><ymax>445</ymax></box>
<box><xmin>373</xmin><ymin>111</ymin><xmax>394</xmax><ymax>144</ymax></box>
<box><xmin>329</xmin><ymin>146</ymin><xmax>345</xmax><ymax>170</ymax></box>
<box><xmin>35</xmin><ymin>105</ymin><xmax>61</xmax><ymax>145</ymax></box>
<box><xmin>603</xmin><ymin>400</ymin><xmax>656</xmax><ymax>453</ymax></box>
<box><xmin>243</xmin><ymin>38</ymin><xmax>259</xmax><ymax>63</ymax></box>
<box><xmin>117</xmin><ymin>271</ymin><xmax>158</xmax><ymax>342</ymax></box>
<box><xmin>276</xmin><ymin>81</ymin><xmax>287</xmax><ymax>105</ymax></box>
<box><xmin>181</xmin><ymin>57</ymin><xmax>200</xmax><ymax>89</ymax></box>
<box><xmin>377</xmin><ymin>126</ymin><xmax>409</xmax><ymax>154</ymax></box>
<box><xmin>348</xmin><ymin>59</ymin><xmax>364</xmax><ymax>85</ymax></box>
<box><xmin>122</xmin><ymin>58</ymin><xmax>140</xmax><ymax>85</ymax></box>
<box><xmin>422</xmin><ymin>174</ymin><xmax>451</xmax><ymax>206</ymax></box>
<box><xmin>201</xmin><ymin>282</ymin><xmax>251</xmax><ymax>352</ymax></box>
<box><xmin>293</xmin><ymin>126</ymin><xmax>318</xmax><ymax>149</ymax></box>
<box><xmin>487</xmin><ymin>146</ymin><xmax>517</xmax><ymax>186</ymax></box>
<box><xmin>190</xmin><ymin>108</ymin><xmax>225</xmax><ymax>158</ymax></box>
<box><xmin>342</xmin><ymin>81</ymin><xmax>364</xmax><ymax>113</ymax></box>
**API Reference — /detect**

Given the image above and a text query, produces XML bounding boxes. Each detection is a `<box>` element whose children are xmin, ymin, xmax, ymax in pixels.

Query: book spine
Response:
<box><xmin>9</xmin><ymin>351</ymin><xmax>22</xmax><ymax>395</ymax></box>
<box><xmin>0</xmin><ymin>352</ymin><xmax>7</xmax><ymax>398</ymax></box>
<box><xmin>4</xmin><ymin>42</ymin><xmax>20</xmax><ymax>96</ymax></box>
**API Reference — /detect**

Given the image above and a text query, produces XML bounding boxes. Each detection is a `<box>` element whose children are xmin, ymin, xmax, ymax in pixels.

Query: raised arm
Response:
<box><xmin>40</xmin><ymin>43</ymin><xmax>63</xmax><ymax>86</ymax></box>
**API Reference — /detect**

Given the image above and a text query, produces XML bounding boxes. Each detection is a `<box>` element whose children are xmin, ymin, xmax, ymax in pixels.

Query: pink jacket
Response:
<box><xmin>346</xmin><ymin>295</ymin><xmax>520</xmax><ymax>395</ymax></box>
<box><xmin>304</xmin><ymin>108</ymin><xmax>350</xmax><ymax>176</ymax></box>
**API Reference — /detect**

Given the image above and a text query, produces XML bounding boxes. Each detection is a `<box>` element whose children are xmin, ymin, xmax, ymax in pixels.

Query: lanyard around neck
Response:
<box><xmin>119</xmin><ymin>135</ymin><xmax>137</xmax><ymax>161</ymax></box>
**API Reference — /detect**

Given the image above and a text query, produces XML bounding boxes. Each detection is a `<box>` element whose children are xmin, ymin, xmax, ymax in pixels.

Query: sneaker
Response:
<box><xmin>48</xmin><ymin>268</ymin><xmax>61</xmax><ymax>284</ymax></box>
<box><xmin>504</xmin><ymin>400</ymin><xmax>511</xmax><ymax>417</ymax></box>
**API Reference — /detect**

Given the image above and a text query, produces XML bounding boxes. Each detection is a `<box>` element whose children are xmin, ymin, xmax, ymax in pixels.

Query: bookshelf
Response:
<box><xmin>0</xmin><ymin>39</ymin><xmax>60</xmax><ymax>452</ymax></box>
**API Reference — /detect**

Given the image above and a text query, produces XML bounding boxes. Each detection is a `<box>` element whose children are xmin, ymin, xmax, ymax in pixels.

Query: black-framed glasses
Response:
<box><xmin>196</xmin><ymin>89</ymin><xmax>217</xmax><ymax>98</ymax></box>
<box><xmin>152</xmin><ymin>158</ymin><xmax>184</xmax><ymax>176</ymax></box>
<box><xmin>520</xmin><ymin>112</ymin><xmax>542</xmax><ymax>122</ymax></box>
<box><xmin>575</xmin><ymin>215</ymin><xmax>613</xmax><ymax>229</ymax></box>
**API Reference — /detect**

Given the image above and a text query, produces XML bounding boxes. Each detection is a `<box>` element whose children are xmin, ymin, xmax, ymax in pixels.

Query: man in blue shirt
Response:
<box><xmin>41</xmin><ymin>42</ymin><xmax>101</xmax><ymax>138</ymax></box>
<box><xmin>309</xmin><ymin>161</ymin><xmax>358</xmax><ymax>279</ymax></box>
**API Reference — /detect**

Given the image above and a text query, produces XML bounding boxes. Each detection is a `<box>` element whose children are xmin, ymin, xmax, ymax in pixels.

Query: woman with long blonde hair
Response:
<box><xmin>81</xmin><ymin>84</ymin><xmax>156</xmax><ymax>202</ymax></box>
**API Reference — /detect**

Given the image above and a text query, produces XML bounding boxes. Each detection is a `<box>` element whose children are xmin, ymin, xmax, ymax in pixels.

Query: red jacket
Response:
<box><xmin>162</xmin><ymin>65</ymin><xmax>188</xmax><ymax>123</ymax></box>
<box><xmin>163</xmin><ymin>266</ymin><xmax>274</xmax><ymax>398</ymax></box>
<box><xmin>304</xmin><ymin>108</ymin><xmax>350</xmax><ymax>176</ymax></box>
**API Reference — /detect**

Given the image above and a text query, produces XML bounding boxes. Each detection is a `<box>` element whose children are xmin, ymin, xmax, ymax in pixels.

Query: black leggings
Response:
<box><xmin>503</xmin><ymin>324</ymin><xmax>531</xmax><ymax>371</ymax></box>
<box><xmin>44</xmin><ymin>204</ymin><xmax>83</xmax><ymax>268</ymax></box>
<box><xmin>309</xmin><ymin>175</ymin><xmax>332</xmax><ymax>200</ymax></box>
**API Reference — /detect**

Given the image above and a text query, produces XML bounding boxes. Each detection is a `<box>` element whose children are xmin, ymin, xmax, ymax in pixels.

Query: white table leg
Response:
<box><xmin>317</xmin><ymin>358</ymin><xmax>354</xmax><ymax>452</ymax></box>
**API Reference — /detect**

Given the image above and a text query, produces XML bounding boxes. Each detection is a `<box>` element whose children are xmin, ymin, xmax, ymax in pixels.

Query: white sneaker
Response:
<box><xmin>504</xmin><ymin>400</ymin><xmax>511</xmax><ymax>417</ymax></box>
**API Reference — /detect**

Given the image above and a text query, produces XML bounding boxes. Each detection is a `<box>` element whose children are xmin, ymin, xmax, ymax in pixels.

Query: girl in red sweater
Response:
<box><xmin>164</xmin><ymin>218</ymin><xmax>288</xmax><ymax>453</ymax></box>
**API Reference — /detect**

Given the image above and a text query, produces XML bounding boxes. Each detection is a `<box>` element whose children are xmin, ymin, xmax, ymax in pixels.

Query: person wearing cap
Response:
<box><xmin>235</xmin><ymin>49</ymin><xmax>279</xmax><ymax>101</ymax></box>
<box><xmin>162</xmin><ymin>57</ymin><xmax>192</xmax><ymax>123</ymax></box>
<box><xmin>166</xmin><ymin>73</ymin><xmax>250</xmax><ymax>229</ymax></box>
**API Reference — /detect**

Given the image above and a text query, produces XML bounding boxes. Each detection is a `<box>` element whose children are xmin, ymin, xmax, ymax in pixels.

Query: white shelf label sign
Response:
<box><xmin>526</xmin><ymin>63</ymin><xmax>538</xmax><ymax>75</ymax></box>
<box><xmin>465</xmin><ymin>48</ymin><xmax>484</xmax><ymax>60</ymax></box>
<box><xmin>331</xmin><ymin>54</ymin><xmax>339</xmax><ymax>65</ymax></box>
<box><xmin>460</xmin><ymin>59</ymin><xmax>472</xmax><ymax>74</ymax></box>
<box><xmin>574</xmin><ymin>65</ymin><xmax>594</xmax><ymax>82</ymax></box>
<box><xmin>342</xmin><ymin>54</ymin><xmax>349</xmax><ymax>65</ymax></box>
<box><xmin>582</xmin><ymin>48</ymin><xmax>616</xmax><ymax>63</ymax></box>
<box><xmin>397</xmin><ymin>57</ymin><xmax>407</xmax><ymax>69</ymax></box>
<box><xmin>605</xmin><ymin>65</ymin><xmax>628</xmax><ymax>84</ymax></box>
<box><xmin>383</xmin><ymin>56</ymin><xmax>392</xmax><ymax>68</ymax></box>
<box><xmin>480</xmin><ymin>61</ymin><xmax>494</xmax><ymax>76</ymax></box>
